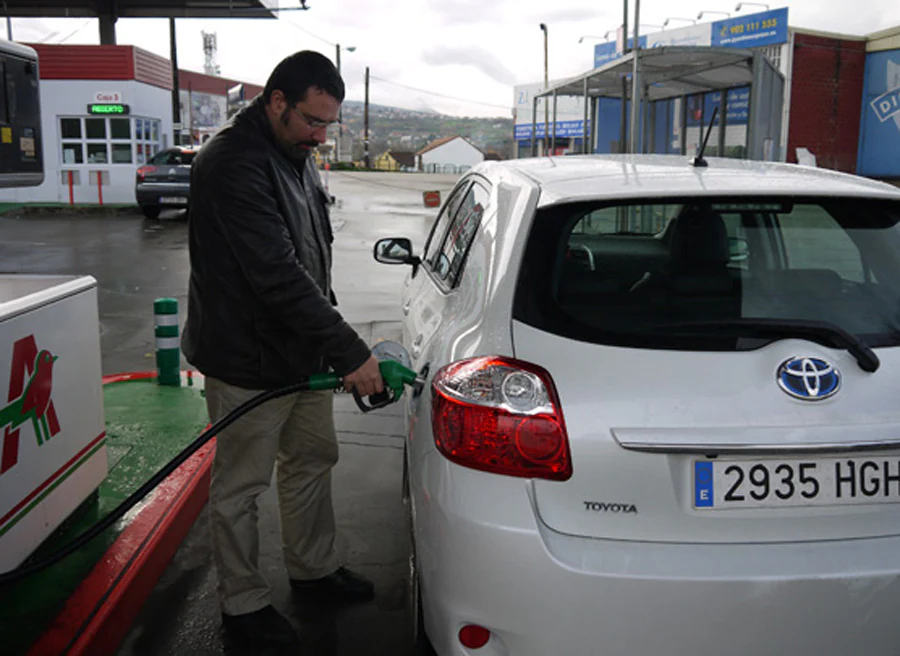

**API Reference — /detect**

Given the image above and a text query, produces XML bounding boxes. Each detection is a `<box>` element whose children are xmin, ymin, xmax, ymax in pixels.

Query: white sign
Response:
<box><xmin>93</xmin><ymin>90</ymin><xmax>123</xmax><ymax>103</ymax></box>
<box><xmin>514</xmin><ymin>81</ymin><xmax>587</xmax><ymax>128</ymax></box>
<box><xmin>646</xmin><ymin>24</ymin><xmax>712</xmax><ymax>49</ymax></box>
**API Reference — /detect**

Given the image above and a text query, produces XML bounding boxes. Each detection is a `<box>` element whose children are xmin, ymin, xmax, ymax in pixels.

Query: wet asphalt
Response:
<box><xmin>0</xmin><ymin>171</ymin><xmax>459</xmax><ymax>655</ymax></box>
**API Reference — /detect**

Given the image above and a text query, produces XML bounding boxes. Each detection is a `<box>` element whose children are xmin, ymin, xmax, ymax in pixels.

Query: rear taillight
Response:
<box><xmin>431</xmin><ymin>356</ymin><xmax>572</xmax><ymax>481</ymax></box>
<box><xmin>136</xmin><ymin>165</ymin><xmax>156</xmax><ymax>182</ymax></box>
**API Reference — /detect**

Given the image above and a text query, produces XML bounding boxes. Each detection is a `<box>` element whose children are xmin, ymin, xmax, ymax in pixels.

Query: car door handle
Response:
<box><xmin>402</xmin><ymin>300</ymin><xmax>411</xmax><ymax>316</ymax></box>
<box><xmin>411</xmin><ymin>334</ymin><xmax>424</xmax><ymax>359</ymax></box>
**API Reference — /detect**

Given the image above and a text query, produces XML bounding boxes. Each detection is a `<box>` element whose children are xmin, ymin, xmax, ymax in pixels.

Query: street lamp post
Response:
<box><xmin>539</xmin><ymin>23</ymin><xmax>549</xmax><ymax>155</ymax></box>
<box><xmin>697</xmin><ymin>10</ymin><xmax>732</xmax><ymax>20</ymax></box>
<box><xmin>578</xmin><ymin>33</ymin><xmax>612</xmax><ymax>44</ymax></box>
<box><xmin>629</xmin><ymin>0</ymin><xmax>641</xmax><ymax>153</ymax></box>
<box><xmin>662</xmin><ymin>17</ymin><xmax>697</xmax><ymax>27</ymax></box>
<box><xmin>3</xmin><ymin>0</ymin><xmax>12</xmax><ymax>40</ymax></box>
<box><xmin>335</xmin><ymin>43</ymin><xmax>355</xmax><ymax>163</ymax></box>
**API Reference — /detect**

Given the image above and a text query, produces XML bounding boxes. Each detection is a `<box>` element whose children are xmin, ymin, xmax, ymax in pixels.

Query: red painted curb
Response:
<box><xmin>28</xmin><ymin>374</ymin><xmax>214</xmax><ymax>656</ymax></box>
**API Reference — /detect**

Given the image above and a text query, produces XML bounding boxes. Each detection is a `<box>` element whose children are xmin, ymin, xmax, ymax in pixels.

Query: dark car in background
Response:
<box><xmin>135</xmin><ymin>147</ymin><xmax>197</xmax><ymax>219</ymax></box>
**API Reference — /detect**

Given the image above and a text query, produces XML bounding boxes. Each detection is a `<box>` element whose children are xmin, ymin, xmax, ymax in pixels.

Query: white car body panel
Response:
<box><xmin>395</xmin><ymin>155</ymin><xmax>900</xmax><ymax>655</ymax></box>
<box><xmin>515</xmin><ymin>321</ymin><xmax>900</xmax><ymax>543</ymax></box>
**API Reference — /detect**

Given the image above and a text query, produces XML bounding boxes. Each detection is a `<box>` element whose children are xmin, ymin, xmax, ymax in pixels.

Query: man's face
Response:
<box><xmin>267</xmin><ymin>87</ymin><xmax>340</xmax><ymax>157</ymax></box>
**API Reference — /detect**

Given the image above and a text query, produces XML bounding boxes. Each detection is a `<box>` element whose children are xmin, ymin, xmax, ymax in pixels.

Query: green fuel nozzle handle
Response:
<box><xmin>307</xmin><ymin>360</ymin><xmax>423</xmax><ymax>413</ymax></box>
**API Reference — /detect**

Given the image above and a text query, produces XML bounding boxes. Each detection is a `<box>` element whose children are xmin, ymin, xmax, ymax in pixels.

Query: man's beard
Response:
<box><xmin>280</xmin><ymin>109</ymin><xmax>318</xmax><ymax>161</ymax></box>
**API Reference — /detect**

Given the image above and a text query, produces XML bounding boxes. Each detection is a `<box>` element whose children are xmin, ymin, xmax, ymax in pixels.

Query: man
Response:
<box><xmin>182</xmin><ymin>51</ymin><xmax>384</xmax><ymax>648</ymax></box>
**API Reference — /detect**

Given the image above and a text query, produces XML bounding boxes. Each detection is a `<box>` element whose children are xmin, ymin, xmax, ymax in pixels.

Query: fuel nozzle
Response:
<box><xmin>307</xmin><ymin>342</ymin><xmax>422</xmax><ymax>413</ymax></box>
<box><xmin>353</xmin><ymin>341</ymin><xmax>423</xmax><ymax>413</ymax></box>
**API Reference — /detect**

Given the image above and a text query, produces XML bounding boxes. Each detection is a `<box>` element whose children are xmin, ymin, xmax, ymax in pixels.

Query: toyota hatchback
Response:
<box><xmin>375</xmin><ymin>155</ymin><xmax>900</xmax><ymax>656</ymax></box>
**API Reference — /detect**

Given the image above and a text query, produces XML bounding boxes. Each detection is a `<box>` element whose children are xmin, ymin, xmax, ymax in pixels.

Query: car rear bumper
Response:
<box><xmin>415</xmin><ymin>458</ymin><xmax>900</xmax><ymax>656</ymax></box>
<box><xmin>135</xmin><ymin>183</ymin><xmax>190</xmax><ymax>206</ymax></box>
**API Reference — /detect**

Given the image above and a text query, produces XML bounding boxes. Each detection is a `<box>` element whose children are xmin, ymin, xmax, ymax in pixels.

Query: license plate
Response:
<box><xmin>159</xmin><ymin>196</ymin><xmax>187</xmax><ymax>204</ymax></box>
<box><xmin>693</xmin><ymin>456</ymin><xmax>900</xmax><ymax>510</ymax></box>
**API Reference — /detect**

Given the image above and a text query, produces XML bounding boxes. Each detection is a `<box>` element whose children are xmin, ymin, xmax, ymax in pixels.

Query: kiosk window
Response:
<box><xmin>62</xmin><ymin>143</ymin><xmax>83</xmax><ymax>164</ymax></box>
<box><xmin>110</xmin><ymin>118</ymin><xmax>130</xmax><ymax>139</ymax></box>
<box><xmin>59</xmin><ymin>116</ymin><xmax>158</xmax><ymax>166</ymax></box>
<box><xmin>87</xmin><ymin>143</ymin><xmax>108</xmax><ymax>163</ymax></box>
<box><xmin>60</xmin><ymin>118</ymin><xmax>81</xmax><ymax>139</ymax></box>
<box><xmin>112</xmin><ymin>143</ymin><xmax>132</xmax><ymax>164</ymax></box>
<box><xmin>85</xmin><ymin>118</ymin><xmax>106</xmax><ymax>139</ymax></box>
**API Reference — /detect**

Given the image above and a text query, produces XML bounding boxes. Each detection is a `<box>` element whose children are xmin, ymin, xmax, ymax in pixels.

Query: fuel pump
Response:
<box><xmin>0</xmin><ymin>39</ymin><xmax>43</xmax><ymax>188</ymax></box>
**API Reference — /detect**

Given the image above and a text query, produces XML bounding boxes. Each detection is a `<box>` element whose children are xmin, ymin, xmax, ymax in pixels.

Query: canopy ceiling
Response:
<box><xmin>538</xmin><ymin>46</ymin><xmax>757</xmax><ymax>101</ymax></box>
<box><xmin>1</xmin><ymin>0</ymin><xmax>280</xmax><ymax>19</ymax></box>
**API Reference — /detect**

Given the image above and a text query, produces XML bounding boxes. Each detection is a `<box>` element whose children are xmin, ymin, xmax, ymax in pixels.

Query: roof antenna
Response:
<box><xmin>692</xmin><ymin>106</ymin><xmax>719</xmax><ymax>168</ymax></box>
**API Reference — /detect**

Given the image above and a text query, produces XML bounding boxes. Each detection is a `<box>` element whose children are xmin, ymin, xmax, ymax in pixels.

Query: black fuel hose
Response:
<box><xmin>0</xmin><ymin>380</ymin><xmax>313</xmax><ymax>586</ymax></box>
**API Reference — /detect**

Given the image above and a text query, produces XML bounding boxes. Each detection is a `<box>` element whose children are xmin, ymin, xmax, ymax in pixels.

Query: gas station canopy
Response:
<box><xmin>1</xmin><ymin>0</ymin><xmax>279</xmax><ymax>19</ymax></box>
<box><xmin>538</xmin><ymin>46</ymin><xmax>757</xmax><ymax>101</ymax></box>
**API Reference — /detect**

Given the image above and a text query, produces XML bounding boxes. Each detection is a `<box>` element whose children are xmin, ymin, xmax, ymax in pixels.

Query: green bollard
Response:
<box><xmin>154</xmin><ymin>297</ymin><xmax>181</xmax><ymax>386</ymax></box>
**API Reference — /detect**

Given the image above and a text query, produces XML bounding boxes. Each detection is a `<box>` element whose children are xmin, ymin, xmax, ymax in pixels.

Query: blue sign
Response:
<box><xmin>857</xmin><ymin>50</ymin><xmax>900</xmax><ymax>177</ymax></box>
<box><xmin>514</xmin><ymin>120</ymin><xmax>589</xmax><ymax>140</ymax></box>
<box><xmin>685</xmin><ymin>88</ymin><xmax>750</xmax><ymax>127</ymax></box>
<box><xmin>694</xmin><ymin>461</ymin><xmax>714</xmax><ymax>508</ymax></box>
<box><xmin>593</xmin><ymin>36</ymin><xmax>648</xmax><ymax>68</ymax></box>
<box><xmin>726</xmin><ymin>87</ymin><xmax>750</xmax><ymax>125</ymax></box>
<box><xmin>711</xmin><ymin>7</ymin><xmax>788</xmax><ymax>48</ymax></box>
<box><xmin>872</xmin><ymin>87</ymin><xmax>900</xmax><ymax>123</ymax></box>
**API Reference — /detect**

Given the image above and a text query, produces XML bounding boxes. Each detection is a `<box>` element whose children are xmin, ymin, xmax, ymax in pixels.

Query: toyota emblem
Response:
<box><xmin>777</xmin><ymin>357</ymin><xmax>841</xmax><ymax>401</ymax></box>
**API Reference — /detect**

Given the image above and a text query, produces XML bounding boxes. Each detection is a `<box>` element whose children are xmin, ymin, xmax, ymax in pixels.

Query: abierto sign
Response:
<box><xmin>87</xmin><ymin>103</ymin><xmax>130</xmax><ymax>115</ymax></box>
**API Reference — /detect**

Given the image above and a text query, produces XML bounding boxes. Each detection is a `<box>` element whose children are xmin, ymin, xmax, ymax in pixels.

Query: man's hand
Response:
<box><xmin>342</xmin><ymin>355</ymin><xmax>384</xmax><ymax>396</ymax></box>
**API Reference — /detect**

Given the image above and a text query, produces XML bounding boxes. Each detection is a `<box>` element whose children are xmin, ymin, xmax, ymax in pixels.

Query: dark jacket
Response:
<box><xmin>181</xmin><ymin>97</ymin><xmax>370</xmax><ymax>390</ymax></box>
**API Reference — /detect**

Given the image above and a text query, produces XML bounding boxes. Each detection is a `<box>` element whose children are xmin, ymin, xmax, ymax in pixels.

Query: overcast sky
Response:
<box><xmin>8</xmin><ymin>0</ymin><xmax>900</xmax><ymax>118</ymax></box>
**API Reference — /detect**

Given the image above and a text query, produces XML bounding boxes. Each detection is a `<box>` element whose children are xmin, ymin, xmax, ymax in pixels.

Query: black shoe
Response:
<box><xmin>221</xmin><ymin>605</ymin><xmax>300</xmax><ymax>647</ymax></box>
<box><xmin>290</xmin><ymin>566</ymin><xmax>375</xmax><ymax>603</ymax></box>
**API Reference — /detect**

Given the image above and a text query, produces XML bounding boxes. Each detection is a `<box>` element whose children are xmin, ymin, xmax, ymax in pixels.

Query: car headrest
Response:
<box><xmin>669</xmin><ymin>210</ymin><xmax>730</xmax><ymax>271</ymax></box>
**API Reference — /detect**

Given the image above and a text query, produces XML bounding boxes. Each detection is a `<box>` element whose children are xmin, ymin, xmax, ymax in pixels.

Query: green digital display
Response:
<box><xmin>87</xmin><ymin>103</ymin><xmax>130</xmax><ymax>115</ymax></box>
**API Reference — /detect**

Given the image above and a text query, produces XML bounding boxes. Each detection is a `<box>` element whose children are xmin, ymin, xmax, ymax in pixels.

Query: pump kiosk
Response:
<box><xmin>0</xmin><ymin>40</ymin><xmax>107</xmax><ymax>572</ymax></box>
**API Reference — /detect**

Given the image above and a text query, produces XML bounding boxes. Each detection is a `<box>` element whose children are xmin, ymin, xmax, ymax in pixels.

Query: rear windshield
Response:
<box><xmin>150</xmin><ymin>150</ymin><xmax>196</xmax><ymax>166</ymax></box>
<box><xmin>513</xmin><ymin>197</ymin><xmax>900</xmax><ymax>350</ymax></box>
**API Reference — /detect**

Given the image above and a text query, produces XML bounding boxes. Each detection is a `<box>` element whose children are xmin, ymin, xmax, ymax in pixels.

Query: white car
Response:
<box><xmin>374</xmin><ymin>155</ymin><xmax>900</xmax><ymax>656</ymax></box>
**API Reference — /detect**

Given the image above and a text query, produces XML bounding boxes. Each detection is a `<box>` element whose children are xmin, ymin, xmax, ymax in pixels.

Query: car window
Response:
<box><xmin>150</xmin><ymin>150</ymin><xmax>196</xmax><ymax>166</ymax></box>
<box><xmin>514</xmin><ymin>197</ymin><xmax>900</xmax><ymax>351</ymax></box>
<box><xmin>571</xmin><ymin>204</ymin><xmax>681</xmax><ymax>236</ymax></box>
<box><xmin>432</xmin><ymin>182</ymin><xmax>489</xmax><ymax>285</ymax></box>
<box><xmin>778</xmin><ymin>207</ymin><xmax>866</xmax><ymax>283</ymax></box>
<box><xmin>423</xmin><ymin>181</ymin><xmax>470</xmax><ymax>270</ymax></box>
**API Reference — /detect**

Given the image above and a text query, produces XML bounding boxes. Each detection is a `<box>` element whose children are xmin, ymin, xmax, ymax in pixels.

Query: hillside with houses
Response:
<box><xmin>338</xmin><ymin>101</ymin><xmax>514</xmax><ymax>161</ymax></box>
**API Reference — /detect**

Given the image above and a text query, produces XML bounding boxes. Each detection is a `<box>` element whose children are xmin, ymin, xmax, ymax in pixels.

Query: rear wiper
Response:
<box><xmin>654</xmin><ymin>318</ymin><xmax>880</xmax><ymax>373</ymax></box>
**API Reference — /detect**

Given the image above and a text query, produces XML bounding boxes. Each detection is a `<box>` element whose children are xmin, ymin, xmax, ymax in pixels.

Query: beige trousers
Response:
<box><xmin>205</xmin><ymin>376</ymin><xmax>340</xmax><ymax>615</ymax></box>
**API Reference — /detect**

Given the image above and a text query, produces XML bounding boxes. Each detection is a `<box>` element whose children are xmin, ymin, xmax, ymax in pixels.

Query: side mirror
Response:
<box><xmin>374</xmin><ymin>237</ymin><xmax>421</xmax><ymax>274</ymax></box>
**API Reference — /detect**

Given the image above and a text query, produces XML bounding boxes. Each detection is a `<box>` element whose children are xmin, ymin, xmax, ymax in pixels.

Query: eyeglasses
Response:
<box><xmin>292</xmin><ymin>106</ymin><xmax>338</xmax><ymax>130</ymax></box>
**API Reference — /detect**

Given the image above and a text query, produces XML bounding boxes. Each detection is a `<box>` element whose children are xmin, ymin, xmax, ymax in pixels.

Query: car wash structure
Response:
<box><xmin>522</xmin><ymin>8</ymin><xmax>790</xmax><ymax>161</ymax></box>
<box><xmin>531</xmin><ymin>45</ymin><xmax>784</xmax><ymax>161</ymax></box>
<box><xmin>516</xmin><ymin>7</ymin><xmax>900</xmax><ymax>181</ymax></box>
